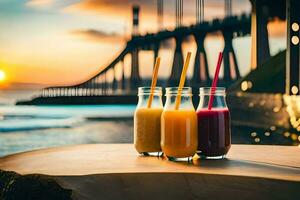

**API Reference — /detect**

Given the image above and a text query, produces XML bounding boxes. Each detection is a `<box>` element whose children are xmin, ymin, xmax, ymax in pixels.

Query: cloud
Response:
<box><xmin>70</xmin><ymin>29</ymin><xmax>123</xmax><ymax>43</ymax></box>
<box><xmin>63</xmin><ymin>0</ymin><xmax>251</xmax><ymax>33</ymax></box>
<box><xmin>26</xmin><ymin>0</ymin><xmax>55</xmax><ymax>7</ymax></box>
<box><xmin>64</xmin><ymin>0</ymin><xmax>155</xmax><ymax>19</ymax></box>
<box><xmin>64</xmin><ymin>0</ymin><xmax>250</xmax><ymax>17</ymax></box>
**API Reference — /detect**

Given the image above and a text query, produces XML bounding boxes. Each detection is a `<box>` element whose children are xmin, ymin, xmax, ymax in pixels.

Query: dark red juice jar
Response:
<box><xmin>197</xmin><ymin>87</ymin><xmax>231</xmax><ymax>159</ymax></box>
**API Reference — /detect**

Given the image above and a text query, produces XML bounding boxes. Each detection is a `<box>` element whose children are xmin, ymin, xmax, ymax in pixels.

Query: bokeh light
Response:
<box><xmin>241</xmin><ymin>81</ymin><xmax>248</xmax><ymax>91</ymax></box>
<box><xmin>292</xmin><ymin>22</ymin><xmax>299</xmax><ymax>31</ymax></box>
<box><xmin>264</xmin><ymin>132</ymin><xmax>271</xmax><ymax>136</ymax></box>
<box><xmin>251</xmin><ymin>132</ymin><xmax>257</xmax><ymax>137</ymax></box>
<box><xmin>291</xmin><ymin>36</ymin><xmax>299</xmax><ymax>45</ymax></box>
<box><xmin>291</xmin><ymin>86</ymin><xmax>299</xmax><ymax>95</ymax></box>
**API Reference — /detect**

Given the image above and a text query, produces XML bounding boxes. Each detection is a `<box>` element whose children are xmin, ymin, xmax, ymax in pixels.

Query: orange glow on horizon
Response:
<box><xmin>0</xmin><ymin>69</ymin><xmax>10</xmax><ymax>89</ymax></box>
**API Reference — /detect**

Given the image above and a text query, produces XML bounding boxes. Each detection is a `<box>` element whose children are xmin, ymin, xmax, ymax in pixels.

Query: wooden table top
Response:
<box><xmin>0</xmin><ymin>144</ymin><xmax>300</xmax><ymax>181</ymax></box>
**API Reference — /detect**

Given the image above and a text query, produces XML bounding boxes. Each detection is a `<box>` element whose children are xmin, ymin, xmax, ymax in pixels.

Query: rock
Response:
<box><xmin>0</xmin><ymin>170</ymin><xmax>72</xmax><ymax>200</ymax></box>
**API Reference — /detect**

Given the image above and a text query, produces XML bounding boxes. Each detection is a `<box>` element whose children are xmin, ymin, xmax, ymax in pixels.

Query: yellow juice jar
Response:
<box><xmin>161</xmin><ymin>87</ymin><xmax>198</xmax><ymax>161</ymax></box>
<box><xmin>134</xmin><ymin>87</ymin><xmax>163</xmax><ymax>155</ymax></box>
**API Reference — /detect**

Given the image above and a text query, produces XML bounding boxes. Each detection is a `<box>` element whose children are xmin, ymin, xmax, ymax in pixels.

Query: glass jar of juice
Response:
<box><xmin>197</xmin><ymin>87</ymin><xmax>231</xmax><ymax>159</ymax></box>
<box><xmin>161</xmin><ymin>87</ymin><xmax>198</xmax><ymax>161</ymax></box>
<box><xmin>134</xmin><ymin>87</ymin><xmax>163</xmax><ymax>155</ymax></box>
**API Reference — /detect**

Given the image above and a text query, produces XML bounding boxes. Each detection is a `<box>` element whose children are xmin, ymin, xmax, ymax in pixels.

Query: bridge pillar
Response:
<box><xmin>88</xmin><ymin>81</ymin><xmax>92</xmax><ymax>96</ymax></box>
<box><xmin>222</xmin><ymin>31</ymin><xmax>240</xmax><ymax>83</ymax></box>
<box><xmin>196</xmin><ymin>0</ymin><xmax>204</xmax><ymax>24</ymax></box>
<box><xmin>175</xmin><ymin>0</ymin><xmax>183</xmax><ymax>27</ymax></box>
<box><xmin>157</xmin><ymin>0</ymin><xmax>164</xmax><ymax>30</ymax></box>
<box><xmin>99</xmin><ymin>77</ymin><xmax>102</xmax><ymax>95</ymax></box>
<box><xmin>250</xmin><ymin>0</ymin><xmax>271</xmax><ymax>69</ymax></box>
<box><xmin>192</xmin><ymin>33</ymin><xmax>209</xmax><ymax>86</ymax></box>
<box><xmin>119</xmin><ymin>60</ymin><xmax>126</xmax><ymax>90</ymax></box>
<box><xmin>130</xmin><ymin>49</ymin><xmax>141</xmax><ymax>89</ymax></box>
<box><xmin>87</xmin><ymin>82</ymin><xmax>91</xmax><ymax>96</ymax></box>
<box><xmin>168</xmin><ymin>36</ymin><xmax>184</xmax><ymax>86</ymax></box>
<box><xmin>92</xmin><ymin>78</ymin><xmax>96</xmax><ymax>96</ymax></box>
<box><xmin>286</xmin><ymin>0</ymin><xmax>300</xmax><ymax>95</ymax></box>
<box><xmin>112</xmin><ymin>67</ymin><xmax>118</xmax><ymax>92</ymax></box>
<box><xmin>103</xmin><ymin>73</ymin><xmax>107</xmax><ymax>95</ymax></box>
<box><xmin>95</xmin><ymin>78</ymin><xmax>99</xmax><ymax>95</ymax></box>
<box><xmin>132</xmin><ymin>6</ymin><xmax>140</xmax><ymax>36</ymax></box>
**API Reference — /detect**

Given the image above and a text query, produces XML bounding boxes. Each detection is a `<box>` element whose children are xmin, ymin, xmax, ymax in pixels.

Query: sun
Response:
<box><xmin>0</xmin><ymin>70</ymin><xmax>6</xmax><ymax>82</ymax></box>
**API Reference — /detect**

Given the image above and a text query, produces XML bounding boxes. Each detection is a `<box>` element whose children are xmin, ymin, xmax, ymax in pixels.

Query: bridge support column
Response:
<box><xmin>92</xmin><ymin>79</ymin><xmax>96</xmax><ymax>95</ymax></box>
<box><xmin>130</xmin><ymin>49</ymin><xmax>141</xmax><ymax>89</ymax></box>
<box><xmin>119</xmin><ymin>60</ymin><xmax>126</xmax><ymax>91</ymax></box>
<box><xmin>286</xmin><ymin>0</ymin><xmax>300</xmax><ymax>95</ymax></box>
<box><xmin>93</xmin><ymin>78</ymin><xmax>97</xmax><ymax>95</ymax></box>
<box><xmin>222</xmin><ymin>31</ymin><xmax>240</xmax><ymax>83</ymax></box>
<box><xmin>192</xmin><ymin>33</ymin><xmax>209</xmax><ymax>86</ymax></box>
<box><xmin>112</xmin><ymin>67</ymin><xmax>118</xmax><ymax>92</ymax></box>
<box><xmin>87</xmin><ymin>83</ymin><xmax>91</xmax><ymax>96</ymax></box>
<box><xmin>250</xmin><ymin>0</ymin><xmax>270</xmax><ymax>69</ymax></box>
<box><xmin>103</xmin><ymin>73</ymin><xmax>107</xmax><ymax>95</ymax></box>
<box><xmin>96</xmin><ymin>77</ymin><xmax>100</xmax><ymax>95</ymax></box>
<box><xmin>168</xmin><ymin>36</ymin><xmax>184</xmax><ymax>86</ymax></box>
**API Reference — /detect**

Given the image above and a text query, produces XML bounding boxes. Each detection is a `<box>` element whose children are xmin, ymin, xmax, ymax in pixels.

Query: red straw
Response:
<box><xmin>208</xmin><ymin>52</ymin><xmax>223</xmax><ymax>110</ymax></box>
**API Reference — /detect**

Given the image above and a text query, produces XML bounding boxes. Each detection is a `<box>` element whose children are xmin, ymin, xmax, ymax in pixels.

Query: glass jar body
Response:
<box><xmin>196</xmin><ymin>87</ymin><xmax>231</xmax><ymax>159</ymax></box>
<box><xmin>161</xmin><ymin>87</ymin><xmax>198</xmax><ymax>160</ymax></box>
<box><xmin>134</xmin><ymin>87</ymin><xmax>163</xmax><ymax>155</ymax></box>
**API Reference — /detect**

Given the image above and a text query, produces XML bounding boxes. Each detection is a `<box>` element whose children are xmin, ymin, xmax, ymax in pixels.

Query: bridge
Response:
<box><xmin>30</xmin><ymin>0</ymin><xmax>299</xmax><ymax>101</ymax></box>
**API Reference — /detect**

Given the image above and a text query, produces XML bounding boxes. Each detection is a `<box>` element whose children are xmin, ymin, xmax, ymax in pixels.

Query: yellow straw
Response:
<box><xmin>175</xmin><ymin>52</ymin><xmax>192</xmax><ymax>110</ymax></box>
<box><xmin>147</xmin><ymin>57</ymin><xmax>161</xmax><ymax>108</ymax></box>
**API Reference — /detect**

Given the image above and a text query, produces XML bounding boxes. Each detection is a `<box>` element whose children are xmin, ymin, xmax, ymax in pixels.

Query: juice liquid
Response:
<box><xmin>197</xmin><ymin>108</ymin><xmax>231</xmax><ymax>157</ymax></box>
<box><xmin>161</xmin><ymin>110</ymin><xmax>198</xmax><ymax>158</ymax></box>
<box><xmin>134</xmin><ymin>108</ymin><xmax>163</xmax><ymax>153</ymax></box>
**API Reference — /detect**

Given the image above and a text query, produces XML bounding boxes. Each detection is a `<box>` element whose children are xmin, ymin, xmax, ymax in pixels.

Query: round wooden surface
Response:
<box><xmin>0</xmin><ymin>144</ymin><xmax>300</xmax><ymax>181</ymax></box>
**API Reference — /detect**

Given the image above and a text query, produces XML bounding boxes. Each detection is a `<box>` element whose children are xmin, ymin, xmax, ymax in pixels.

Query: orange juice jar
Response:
<box><xmin>134</xmin><ymin>87</ymin><xmax>163</xmax><ymax>155</ymax></box>
<box><xmin>161</xmin><ymin>87</ymin><xmax>198</xmax><ymax>161</ymax></box>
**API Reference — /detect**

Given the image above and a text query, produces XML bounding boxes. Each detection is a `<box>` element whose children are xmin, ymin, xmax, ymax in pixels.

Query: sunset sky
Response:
<box><xmin>0</xmin><ymin>0</ymin><xmax>285</xmax><ymax>89</ymax></box>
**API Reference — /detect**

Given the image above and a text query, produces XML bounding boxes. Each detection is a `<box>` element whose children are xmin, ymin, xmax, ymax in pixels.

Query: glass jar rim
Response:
<box><xmin>165</xmin><ymin>87</ymin><xmax>192</xmax><ymax>96</ymax></box>
<box><xmin>138</xmin><ymin>87</ymin><xmax>162</xmax><ymax>95</ymax></box>
<box><xmin>199</xmin><ymin>87</ymin><xmax>226</xmax><ymax>95</ymax></box>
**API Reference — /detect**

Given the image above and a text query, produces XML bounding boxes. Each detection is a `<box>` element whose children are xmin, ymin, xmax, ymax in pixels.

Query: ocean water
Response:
<box><xmin>0</xmin><ymin>105</ymin><xmax>135</xmax><ymax>157</ymax></box>
<box><xmin>0</xmin><ymin>90</ymin><xmax>298</xmax><ymax>157</ymax></box>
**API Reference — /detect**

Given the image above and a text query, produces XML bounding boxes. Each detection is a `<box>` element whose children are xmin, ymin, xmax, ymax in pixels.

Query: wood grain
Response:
<box><xmin>0</xmin><ymin>144</ymin><xmax>299</xmax><ymax>182</ymax></box>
